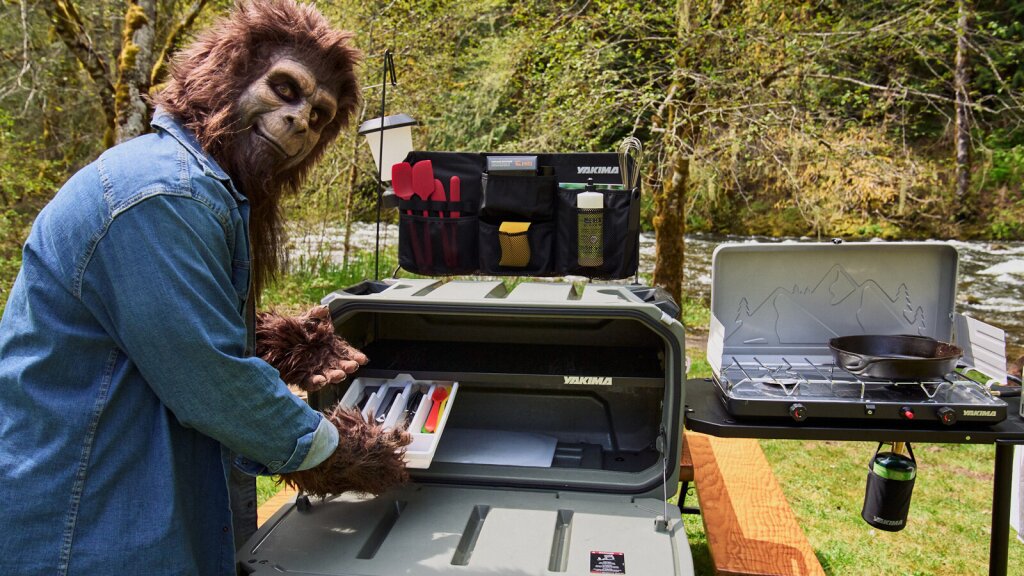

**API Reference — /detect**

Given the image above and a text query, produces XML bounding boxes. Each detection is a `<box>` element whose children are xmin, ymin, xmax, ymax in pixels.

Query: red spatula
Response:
<box><xmin>391</xmin><ymin>162</ymin><xmax>414</xmax><ymax>214</ymax></box>
<box><xmin>391</xmin><ymin>162</ymin><xmax>425</xmax><ymax>269</ymax></box>
<box><xmin>411</xmin><ymin>160</ymin><xmax>434</xmax><ymax>217</ymax></box>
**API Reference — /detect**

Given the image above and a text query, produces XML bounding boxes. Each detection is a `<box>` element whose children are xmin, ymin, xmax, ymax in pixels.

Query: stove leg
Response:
<box><xmin>989</xmin><ymin>442</ymin><xmax>1015</xmax><ymax>576</ymax></box>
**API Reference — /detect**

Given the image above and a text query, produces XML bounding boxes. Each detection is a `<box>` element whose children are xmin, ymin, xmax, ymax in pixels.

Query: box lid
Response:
<box><xmin>319</xmin><ymin>280</ymin><xmax>685</xmax><ymax>499</ymax></box>
<box><xmin>707</xmin><ymin>241</ymin><xmax>959</xmax><ymax>372</ymax></box>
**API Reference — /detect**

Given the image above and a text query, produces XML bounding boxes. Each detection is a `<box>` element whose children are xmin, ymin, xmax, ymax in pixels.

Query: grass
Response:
<box><xmin>128</xmin><ymin>249</ymin><xmax>1020</xmax><ymax>574</ymax></box>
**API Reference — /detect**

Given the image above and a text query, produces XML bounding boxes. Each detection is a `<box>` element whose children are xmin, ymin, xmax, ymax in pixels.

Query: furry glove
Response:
<box><xmin>279</xmin><ymin>404</ymin><xmax>412</xmax><ymax>497</ymax></box>
<box><xmin>256</xmin><ymin>305</ymin><xmax>368</xmax><ymax>392</ymax></box>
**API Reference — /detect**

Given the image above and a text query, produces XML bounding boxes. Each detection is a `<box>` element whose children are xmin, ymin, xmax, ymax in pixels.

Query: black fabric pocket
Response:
<box><xmin>554</xmin><ymin>187</ymin><xmax>640</xmax><ymax>279</ymax></box>
<box><xmin>479</xmin><ymin>221</ymin><xmax>555</xmax><ymax>275</ymax></box>
<box><xmin>480</xmin><ymin>173</ymin><xmax>556</xmax><ymax>221</ymax></box>
<box><xmin>398</xmin><ymin>213</ymin><xmax>479</xmax><ymax>276</ymax></box>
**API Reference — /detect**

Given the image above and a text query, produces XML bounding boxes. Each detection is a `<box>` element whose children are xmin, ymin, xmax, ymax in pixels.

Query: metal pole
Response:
<box><xmin>989</xmin><ymin>441</ymin><xmax>1015</xmax><ymax>576</ymax></box>
<box><xmin>373</xmin><ymin>50</ymin><xmax>392</xmax><ymax>281</ymax></box>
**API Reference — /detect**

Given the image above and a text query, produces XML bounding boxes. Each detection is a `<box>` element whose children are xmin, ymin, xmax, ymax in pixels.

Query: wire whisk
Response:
<box><xmin>617</xmin><ymin>137</ymin><xmax>642</xmax><ymax>190</ymax></box>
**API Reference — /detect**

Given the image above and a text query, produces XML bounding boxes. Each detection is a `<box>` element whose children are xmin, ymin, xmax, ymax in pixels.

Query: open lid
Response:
<box><xmin>320</xmin><ymin>280</ymin><xmax>685</xmax><ymax>499</ymax></box>
<box><xmin>707</xmin><ymin>241</ymin><xmax>959</xmax><ymax>373</ymax></box>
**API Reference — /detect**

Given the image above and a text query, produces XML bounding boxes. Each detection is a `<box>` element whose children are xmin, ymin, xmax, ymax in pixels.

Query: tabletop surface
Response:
<box><xmin>684</xmin><ymin>378</ymin><xmax>1024</xmax><ymax>444</ymax></box>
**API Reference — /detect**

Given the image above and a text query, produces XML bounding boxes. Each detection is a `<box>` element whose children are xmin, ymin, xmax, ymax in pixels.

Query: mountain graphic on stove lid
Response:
<box><xmin>710</xmin><ymin>242</ymin><xmax>957</xmax><ymax>354</ymax></box>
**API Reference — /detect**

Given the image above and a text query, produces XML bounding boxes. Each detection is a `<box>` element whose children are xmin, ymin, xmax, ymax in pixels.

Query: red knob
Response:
<box><xmin>900</xmin><ymin>407</ymin><xmax>915</xmax><ymax>420</ymax></box>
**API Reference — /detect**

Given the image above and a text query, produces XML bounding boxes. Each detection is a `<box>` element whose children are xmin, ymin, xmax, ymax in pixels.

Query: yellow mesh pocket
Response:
<box><xmin>499</xmin><ymin>231</ymin><xmax>531</xmax><ymax>267</ymax></box>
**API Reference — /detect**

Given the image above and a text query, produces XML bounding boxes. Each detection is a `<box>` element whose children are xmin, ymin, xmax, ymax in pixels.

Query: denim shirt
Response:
<box><xmin>0</xmin><ymin>110</ymin><xmax>338</xmax><ymax>575</ymax></box>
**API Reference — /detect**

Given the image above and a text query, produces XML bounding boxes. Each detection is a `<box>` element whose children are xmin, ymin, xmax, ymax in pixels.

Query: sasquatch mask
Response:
<box><xmin>152</xmin><ymin>0</ymin><xmax>361</xmax><ymax>297</ymax></box>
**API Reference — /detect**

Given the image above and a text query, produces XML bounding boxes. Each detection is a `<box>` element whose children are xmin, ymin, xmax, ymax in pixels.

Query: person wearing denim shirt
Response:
<box><xmin>0</xmin><ymin>106</ymin><xmax>343</xmax><ymax>574</ymax></box>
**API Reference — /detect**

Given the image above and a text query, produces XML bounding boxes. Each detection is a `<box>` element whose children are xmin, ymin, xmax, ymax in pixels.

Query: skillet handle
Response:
<box><xmin>842</xmin><ymin>355</ymin><xmax>873</xmax><ymax>373</ymax></box>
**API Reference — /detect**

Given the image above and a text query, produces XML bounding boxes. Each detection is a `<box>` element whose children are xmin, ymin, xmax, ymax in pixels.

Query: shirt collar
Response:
<box><xmin>150</xmin><ymin>109</ymin><xmax>246</xmax><ymax>202</ymax></box>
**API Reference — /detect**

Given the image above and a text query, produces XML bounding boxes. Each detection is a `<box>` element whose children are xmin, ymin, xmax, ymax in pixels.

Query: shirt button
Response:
<box><xmin>222</xmin><ymin>526</ymin><xmax>229</xmax><ymax>533</ymax></box>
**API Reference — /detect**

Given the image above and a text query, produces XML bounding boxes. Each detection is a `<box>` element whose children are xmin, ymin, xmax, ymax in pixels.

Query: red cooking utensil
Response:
<box><xmin>411</xmin><ymin>160</ymin><xmax>434</xmax><ymax>217</ymax></box>
<box><xmin>410</xmin><ymin>160</ymin><xmax>435</xmax><ymax>270</ymax></box>
<box><xmin>449</xmin><ymin>176</ymin><xmax>460</xmax><ymax>218</ymax></box>
<box><xmin>391</xmin><ymin>162</ymin><xmax>414</xmax><ymax>214</ymax></box>
<box><xmin>422</xmin><ymin>386</ymin><xmax>450</xmax><ymax>433</ymax></box>
<box><xmin>392</xmin><ymin>162</ymin><xmax>426</xmax><ymax>270</ymax></box>
<box><xmin>432</xmin><ymin>178</ymin><xmax>447</xmax><ymax>217</ymax></box>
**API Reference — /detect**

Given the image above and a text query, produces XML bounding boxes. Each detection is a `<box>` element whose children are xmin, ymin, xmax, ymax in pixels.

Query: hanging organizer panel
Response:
<box><xmin>396</xmin><ymin>152</ymin><xmax>640</xmax><ymax>279</ymax></box>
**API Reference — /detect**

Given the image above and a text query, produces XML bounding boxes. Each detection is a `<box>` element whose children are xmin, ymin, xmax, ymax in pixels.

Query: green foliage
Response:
<box><xmin>987</xmin><ymin>202</ymin><xmax>1024</xmax><ymax>240</ymax></box>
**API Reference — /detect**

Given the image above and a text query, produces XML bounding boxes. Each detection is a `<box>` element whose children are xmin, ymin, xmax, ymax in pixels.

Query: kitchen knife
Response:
<box><xmin>449</xmin><ymin>176</ymin><xmax>460</xmax><ymax>218</ymax></box>
<box><xmin>401</xmin><ymin>390</ymin><xmax>425</xmax><ymax>428</ymax></box>
<box><xmin>374</xmin><ymin>387</ymin><xmax>403</xmax><ymax>424</ymax></box>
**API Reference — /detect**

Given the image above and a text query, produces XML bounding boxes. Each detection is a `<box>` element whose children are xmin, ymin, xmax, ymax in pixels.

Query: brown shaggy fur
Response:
<box><xmin>256</xmin><ymin>306</ymin><xmax>360</xmax><ymax>392</ymax></box>
<box><xmin>279</xmin><ymin>404</ymin><xmax>412</xmax><ymax>498</ymax></box>
<box><xmin>152</xmin><ymin>0</ymin><xmax>361</xmax><ymax>297</ymax></box>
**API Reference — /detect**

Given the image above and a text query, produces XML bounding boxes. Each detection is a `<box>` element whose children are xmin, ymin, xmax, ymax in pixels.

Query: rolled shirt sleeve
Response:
<box><xmin>79</xmin><ymin>191</ymin><xmax>336</xmax><ymax>474</ymax></box>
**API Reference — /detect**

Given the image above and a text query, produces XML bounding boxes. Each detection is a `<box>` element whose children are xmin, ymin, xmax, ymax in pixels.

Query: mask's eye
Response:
<box><xmin>274</xmin><ymin>82</ymin><xmax>296</xmax><ymax>102</ymax></box>
<box><xmin>310</xmin><ymin>108</ymin><xmax>319</xmax><ymax>125</ymax></box>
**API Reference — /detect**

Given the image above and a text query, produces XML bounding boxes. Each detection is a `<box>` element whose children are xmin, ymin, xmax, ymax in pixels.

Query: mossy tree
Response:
<box><xmin>44</xmin><ymin>0</ymin><xmax>212</xmax><ymax>147</ymax></box>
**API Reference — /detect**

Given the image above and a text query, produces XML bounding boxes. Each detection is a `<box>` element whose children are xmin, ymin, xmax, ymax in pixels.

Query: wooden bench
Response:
<box><xmin>682</xmin><ymin>431</ymin><xmax>824</xmax><ymax>576</ymax></box>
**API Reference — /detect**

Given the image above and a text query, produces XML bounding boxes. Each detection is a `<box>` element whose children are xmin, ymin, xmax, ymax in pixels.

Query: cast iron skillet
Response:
<box><xmin>828</xmin><ymin>334</ymin><xmax>963</xmax><ymax>380</ymax></box>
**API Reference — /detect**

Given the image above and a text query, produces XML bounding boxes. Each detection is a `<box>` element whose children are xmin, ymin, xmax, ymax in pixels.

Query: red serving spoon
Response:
<box><xmin>422</xmin><ymin>386</ymin><xmax>450</xmax><ymax>433</ymax></box>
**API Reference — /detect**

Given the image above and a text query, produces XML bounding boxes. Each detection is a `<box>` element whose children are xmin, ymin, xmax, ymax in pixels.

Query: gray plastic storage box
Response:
<box><xmin>239</xmin><ymin>279</ymin><xmax>693</xmax><ymax>576</ymax></box>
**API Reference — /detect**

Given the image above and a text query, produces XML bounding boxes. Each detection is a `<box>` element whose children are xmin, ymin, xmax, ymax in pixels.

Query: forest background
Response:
<box><xmin>2</xmin><ymin>2</ymin><xmax>1024</xmax><ymax>574</ymax></box>
<box><xmin>1</xmin><ymin>0</ymin><xmax>1023</xmax><ymax>309</ymax></box>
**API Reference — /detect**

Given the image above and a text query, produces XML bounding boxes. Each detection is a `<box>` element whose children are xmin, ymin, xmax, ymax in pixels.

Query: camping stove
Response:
<box><xmin>713</xmin><ymin>356</ymin><xmax>1007</xmax><ymax>424</ymax></box>
<box><xmin>707</xmin><ymin>241</ymin><xmax>1008</xmax><ymax>427</ymax></box>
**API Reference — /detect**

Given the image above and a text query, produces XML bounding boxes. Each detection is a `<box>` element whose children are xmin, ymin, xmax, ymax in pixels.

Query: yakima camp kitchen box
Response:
<box><xmin>239</xmin><ymin>279</ymin><xmax>694</xmax><ymax>576</ymax></box>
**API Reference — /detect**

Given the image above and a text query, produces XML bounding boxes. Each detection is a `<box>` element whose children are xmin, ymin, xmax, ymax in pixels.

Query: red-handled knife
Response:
<box><xmin>449</xmin><ymin>176</ymin><xmax>460</xmax><ymax>218</ymax></box>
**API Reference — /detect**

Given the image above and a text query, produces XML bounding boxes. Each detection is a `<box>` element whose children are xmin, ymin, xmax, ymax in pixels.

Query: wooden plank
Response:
<box><xmin>680</xmin><ymin>433</ymin><xmax>695</xmax><ymax>482</ymax></box>
<box><xmin>687</xmin><ymin>431</ymin><xmax>824</xmax><ymax>576</ymax></box>
<box><xmin>257</xmin><ymin>484</ymin><xmax>299</xmax><ymax>527</ymax></box>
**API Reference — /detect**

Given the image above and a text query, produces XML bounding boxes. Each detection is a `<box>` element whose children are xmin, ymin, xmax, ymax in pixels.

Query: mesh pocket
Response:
<box><xmin>498</xmin><ymin>232</ymin><xmax>532</xmax><ymax>267</ymax></box>
<box><xmin>479</xmin><ymin>221</ymin><xmax>554</xmax><ymax>275</ymax></box>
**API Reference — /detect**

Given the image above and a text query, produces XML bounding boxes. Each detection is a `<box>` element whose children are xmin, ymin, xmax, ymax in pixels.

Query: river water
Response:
<box><xmin>290</xmin><ymin>224</ymin><xmax>1024</xmax><ymax>352</ymax></box>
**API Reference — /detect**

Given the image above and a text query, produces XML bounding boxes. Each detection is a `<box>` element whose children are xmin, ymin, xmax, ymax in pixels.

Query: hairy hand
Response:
<box><xmin>256</xmin><ymin>305</ymin><xmax>369</xmax><ymax>392</ymax></box>
<box><xmin>279</xmin><ymin>404</ymin><xmax>412</xmax><ymax>498</ymax></box>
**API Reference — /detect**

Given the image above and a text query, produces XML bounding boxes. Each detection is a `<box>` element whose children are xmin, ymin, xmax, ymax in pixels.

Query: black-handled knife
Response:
<box><xmin>374</xmin><ymin>387</ymin><xmax>403</xmax><ymax>424</ymax></box>
<box><xmin>401</xmin><ymin>390</ymin><xmax>425</xmax><ymax>428</ymax></box>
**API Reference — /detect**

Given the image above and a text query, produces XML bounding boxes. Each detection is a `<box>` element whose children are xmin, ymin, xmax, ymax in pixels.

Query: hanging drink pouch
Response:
<box><xmin>861</xmin><ymin>443</ymin><xmax>917</xmax><ymax>532</ymax></box>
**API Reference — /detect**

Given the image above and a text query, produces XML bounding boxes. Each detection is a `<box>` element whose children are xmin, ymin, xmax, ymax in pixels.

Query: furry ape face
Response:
<box><xmin>153</xmin><ymin>0</ymin><xmax>361</xmax><ymax>296</ymax></box>
<box><xmin>239</xmin><ymin>56</ymin><xmax>339</xmax><ymax>172</ymax></box>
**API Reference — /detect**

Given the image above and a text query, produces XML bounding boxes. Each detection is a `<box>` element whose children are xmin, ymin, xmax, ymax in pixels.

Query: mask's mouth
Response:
<box><xmin>253</xmin><ymin>123</ymin><xmax>291</xmax><ymax>159</ymax></box>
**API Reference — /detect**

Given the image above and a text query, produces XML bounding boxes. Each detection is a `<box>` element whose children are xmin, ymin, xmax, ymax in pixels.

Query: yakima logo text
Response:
<box><xmin>577</xmin><ymin>166</ymin><xmax>619</xmax><ymax>175</ymax></box>
<box><xmin>564</xmin><ymin>376</ymin><xmax>613</xmax><ymax>385</ymax></box>
<box><xmin>963</xmin><ymin>410</ymin><xmax>997</xmax><ymax>417</ymax></box>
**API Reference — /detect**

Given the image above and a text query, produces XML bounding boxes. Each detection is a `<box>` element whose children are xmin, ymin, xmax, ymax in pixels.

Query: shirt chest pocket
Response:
<box><xmin>231</xmin><ymin>258</ymin><xmax>251</xmax><ymax>305</ymax></box>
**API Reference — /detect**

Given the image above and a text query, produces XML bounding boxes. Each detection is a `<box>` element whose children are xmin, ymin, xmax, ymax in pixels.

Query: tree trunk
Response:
<box><xmin>652</xmin><ymin>147</ymin><xmax>688</xmax><ymax>306</ymax></box>
<box><xmin>954</xmin><ymin>0</ymin><xmax>972</xmax><ymax>219</ymax></box>
<box><xmin>44</xmin><ymin>0</ymin><xmax>117</xmax><ymax>147</ymax></box>
<box><xmin>651</xmin><ymin>0</ymin><xmax>696</xmax><ymax>308</ymax></box>
<box><xmin>114</xmin><ymin>0</ymin><xmax>157</xmax><ymax>143</ymax></box>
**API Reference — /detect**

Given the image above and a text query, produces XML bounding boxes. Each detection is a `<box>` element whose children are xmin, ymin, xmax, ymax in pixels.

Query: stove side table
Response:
<box><xmin>683</xmin><ymin>379</ymin><xmax>1024</xmax><ymax>576</ymax></box>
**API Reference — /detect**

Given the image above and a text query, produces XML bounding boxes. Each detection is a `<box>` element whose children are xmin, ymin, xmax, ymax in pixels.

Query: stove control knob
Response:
<box><xmin>900</xmin><ymin>407</ymin><xmax>916</xmax><ymax>420</ymax></box>
<box><xmin>789</xmin><ymin>403</ymin><xmax>808</xmax><ymax>422</ymax></box>
<box><xmin>937</xmin><ymin>407</ymin><xmax>957</xmax><ymax>426</ymax></box>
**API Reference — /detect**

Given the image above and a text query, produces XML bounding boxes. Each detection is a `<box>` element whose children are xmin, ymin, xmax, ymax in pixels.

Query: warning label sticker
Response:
<box><xmin>590</xmin><ymin>551</ymin><xmax>625</xmax><ymax>574</ymax></box>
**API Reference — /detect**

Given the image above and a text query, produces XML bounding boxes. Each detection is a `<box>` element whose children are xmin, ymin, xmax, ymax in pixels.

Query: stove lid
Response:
<box><xmin>707</xmin><ymin>241</ymin><xmax>959</xmax><ymax>372</ymax></box>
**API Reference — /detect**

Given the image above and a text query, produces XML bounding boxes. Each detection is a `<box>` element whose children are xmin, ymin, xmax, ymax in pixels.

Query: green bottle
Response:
<box><xmin>577</xmin><ymin>179</ymin><xmax>604</xmax><ymax>267</ymax></box>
